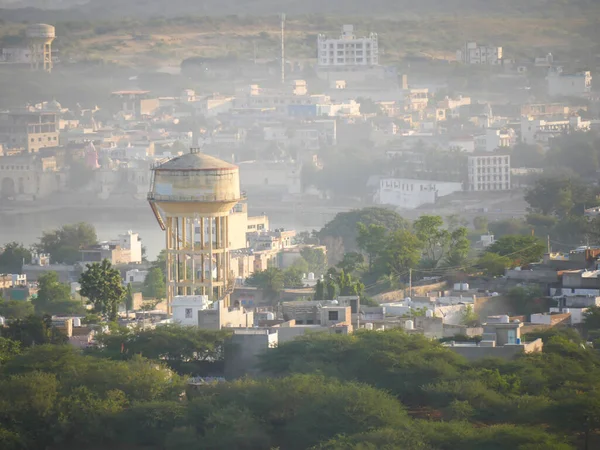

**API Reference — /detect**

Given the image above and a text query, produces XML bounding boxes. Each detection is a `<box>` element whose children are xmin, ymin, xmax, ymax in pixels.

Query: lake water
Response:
<box><xmin>0</xmin><ymin>204</ymin><xmax>333</xmax><ymax>261</ymax></box>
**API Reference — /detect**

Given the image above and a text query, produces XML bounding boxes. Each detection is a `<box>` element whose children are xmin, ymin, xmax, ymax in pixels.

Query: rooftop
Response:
<box><xmin>154</xmin><ymin>150</ymin><xmax>237</xmax><ymax>171</ymax></box>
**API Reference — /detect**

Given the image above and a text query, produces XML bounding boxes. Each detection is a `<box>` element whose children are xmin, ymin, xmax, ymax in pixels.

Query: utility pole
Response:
<box><xmin>547</xmin><ymin>234</ymin><xmax>551</xmax><ymax>254</ymax></box>
<box><xmin>280</xmin><ymin>12</ymin><xmax>286</xmax><ymax>85</ymax></box>
<box><xmin>408</xmin><ymin>268</ymin><xmax>412</xmax><ymax>297</ymax></box>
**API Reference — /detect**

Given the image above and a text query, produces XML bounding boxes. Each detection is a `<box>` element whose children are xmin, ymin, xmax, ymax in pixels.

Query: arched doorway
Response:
<box><xmin>1</xmin><ymin>177</ymin><xmax>15</xmax><ymax>199</ymax></box>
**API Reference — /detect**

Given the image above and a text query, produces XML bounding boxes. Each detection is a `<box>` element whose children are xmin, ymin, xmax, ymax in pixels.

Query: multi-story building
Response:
<box><xmin>375</xmin><ymin>178</ymin><xmax>463</xmax><ymax>209</ymax></box>
<box><xmin>0</xmin><ymin>154</ymin><xmax>65</xmax><ymax>200</ymax></box>
<box><xmin>520</xmin><ymin>116</ymin><xmax>590</xmax><ymax>145</ymax></box>
<box><xmin>317</xmin><ymin>25</ymin><xmax>378</xmax><ymax>67</ymax></box>
<box><xmin>547</xmin><ymin>69</ymin><xmax>592</xmax><ymax>98</ymax></box>
<box><xmin>457</xmin><ymin>42</ymin><xmax>502</xmax><ymax>65</ymax></box>
<box><xmin>467</xmin><ymin>153</ymin><xmax>511</xmax><ymax>192</ymax></box>
<box><xmin>0</xmin><ymin>109</ymin><xmax>59</xmax><ymax>153</ymax></box>
<box><xmin>474</xmin><ymin>128</ymin><xmax>516</xmax><ymax>152</ymax></box>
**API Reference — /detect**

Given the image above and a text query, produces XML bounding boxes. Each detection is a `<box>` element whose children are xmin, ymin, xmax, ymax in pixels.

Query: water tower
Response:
<box><xmin>27</xmin><ymin>23</ymin><xmax>55</xmax><ymax>73</ymax></box>
<box><xmin>148</xmin><ymin>149</ymin><xmax>242</xmax><ymax>308</ymax></box>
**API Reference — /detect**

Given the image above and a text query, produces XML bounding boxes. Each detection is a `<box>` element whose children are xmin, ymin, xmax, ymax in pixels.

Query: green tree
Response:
<box><xmin>443</xmin><ymin>227</ymin><xmax>471</xmax><ymax>268</ymax></box>
<box><xmin>582</xmin><ymin>306</ymin><xmax>600</xmax><ymax>336</ymax></box>
<box><xmin>79</xmin><ymin>259</ymin><xmax>124</xmax><ymax>321</ymax></box>
<box><xmin>123</xmin><ymin>283</ymin><xmax>134</xmax><ymax>315</ymax></box>
<box><xmin>413</xmin><ymin>215</ymin><xmax>450</xmax><ymax>267</ymax></box>
<box><xmin>299</xmin><ymin>247</ymin><xmax>327</xmax><ymax>275</ymax></box>
<box><xmin>336</xmin><ymin>251</ymin><xmax>365</xmax><ymax>274</ymax></box>
<box><xmin>143</xmin><ymin>267</ymin><xmax>166</xmax><ymax>300</ymax></box>
<box><xmin>525</xmin><ymin>174</ymin><xmax>595</xmax><ymax>218</ymax></box>
<box><xmin>473</xmin><ymin>216</ymin><xmax>489</xmax><ymax>232</ymax></box>
<box><xmin>283</xmin><ymin>267</ymin><xmax>304</xmax><ymax>288</ymax></box>
<box><xmin>32</xmin><ymin>272</ymin><xmax>85</xmax><ymax>316</ymax></box>
<box><xmin>245</xmin><ymin>267</ymin><xmax>284</xmax><ymax>300</ymax></box>
<box><xmin>96</xmin><ymin>324</ymin><xmax>231</xmax><ymax>375</ymax></box>
<box><xmin>0</xmin><ymin>315</ymin><xmax>68</xmax><ymax>347</ymax></box>
<box><xmin>461</xmin><ymin>305</ymin><xmax>479</xmax><ymax>327</ymax></box>
<box><xmin>0</xmin><ymin>242</ymin><xmax>31</xmax><ymax>274</ymax></box>
<box><xmin>0</xmin><ymin>337</ymin><xmax>21</xmax><ymax>365</ymax></box>
<box><xmin>318</xmin><ymin>207</ymin><xmax>408</xmax><ymax>254</ymax></box>
<box><xmin>511</xmin><ymin>142</ymin><xmax>545</xmax><ymax>168</ymax></box>
<box><xmin>486</xmin><ymin>235</ymin><xmax>546</xmax><ymax>266</ymax></box>
<box><xmin>477</xmin><ymin>252</ymin><xmax>512</xmax><ymax>276</ymax></box>
<box><xmin>357</xmin><ymin>223</ymin><xmax>388</xmax><ymax>272</ymax></box>
<box><xmin>335</xmin><ymin>270</ymin><xmax>365</xmax><ymax>297</ymax></box>
<box><xmin>314</xmin><ymin>279</ymin><xmax>325</xmax><ymax>300</ymax></box>
<box><xmin>35</xmin><ymin>222</ymin><xmax>98</xmax><ymax>264</ymax></box>
<box><xmin>377</xmin><ymin>229</ymin><xmax>422</xmax><ymax>278</ymax></box>
<box><xmin>546</xmin><ymin>392</ymin><xmax>600</xmax><ymax>450</ymax></box>
<box><xmin>0</xmin><ymin>297</ymin><xmax>34</xmax><ymax>320</ymax></box>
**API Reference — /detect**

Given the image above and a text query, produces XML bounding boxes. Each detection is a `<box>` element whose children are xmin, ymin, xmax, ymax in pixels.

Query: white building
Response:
<box><xmin>125</xmin><ymin>269</ymin><xmax>148</xmax><ymax>284</ymax></box>
<box><xmin>467</xmin><ymin>154</ymin><xmax>511</xmax><ymax>192</ymax></box>
<box><xmin>457</xmin><ymin>42</ymin><xmax>502</xmax><ymax>65</ymax></box>
<box><xmin>1</xmin><ymin>47</ymin><xmax>31</xmax><ymax>64</ymax></box>
<box><xmin>376</xmin><ymin>178</ymin><xmax>463</xmax><ymax>209</ymax></box>
<box><xmin>520</xmin><ymin>116</ymin><xmax>590</xmax><ymax>145</ymax></box>
<box><xmin>547</xmin><ymin>69</ymin><xmax>592</xmax><ymax>98</ymax></box>
<box><xmin>172</xmin><ymin>295</ymin><xmax>211</xmax><ymax>326</ymax></box>
<box><xmin>117</xmin><ymin>231</ymin><xmax>143</xmax><ymax>264</ymax></box>
<box><xmin>475</xmin><ymin>128</ymin><xmax>516</xmax><ymax>152</ymax></box>
<box><xmin>318</xmin><ymin>25</ymin><xmax>378</xmax><ymax>67</ymax></box>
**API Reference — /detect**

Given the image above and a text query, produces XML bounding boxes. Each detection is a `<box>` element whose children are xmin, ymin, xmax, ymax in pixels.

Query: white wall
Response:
<box><xmin>172</xmin><ymin>295</ymin><xmax>210</xmax><ymax>326</ymax></box>
<box><xmin>125</xmin><ymin>269</ymin><xmax>148</xmax><ymax>284</ymax></box>
<box><xmin>377</xmin><ymin>178</ymin><xmax>462</xmax><ymax>209</ymax></box>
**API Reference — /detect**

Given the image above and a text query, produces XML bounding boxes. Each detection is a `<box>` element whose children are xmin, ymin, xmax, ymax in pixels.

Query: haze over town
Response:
<box><xmin>1</xmin><ymin>1</ymin><xmax>600</xmax><ymax>449</ymax></box>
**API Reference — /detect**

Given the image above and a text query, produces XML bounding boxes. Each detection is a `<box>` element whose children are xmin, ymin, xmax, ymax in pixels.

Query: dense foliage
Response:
<box><xmin>34</xmin><ymin>222</ymin><xmax>98</xmax><ymax>264</ymax></box>
<box><xmin>1</xmin><ymin>326</ymin><xmax>599</xmax><ymax>449</ymax></box>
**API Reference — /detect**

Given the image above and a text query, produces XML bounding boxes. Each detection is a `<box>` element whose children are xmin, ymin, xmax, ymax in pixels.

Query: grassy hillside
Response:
<box><xmin>0</xmin><ymin>2</ymin><xmax>598</xmax><ymax>70</ymax></box>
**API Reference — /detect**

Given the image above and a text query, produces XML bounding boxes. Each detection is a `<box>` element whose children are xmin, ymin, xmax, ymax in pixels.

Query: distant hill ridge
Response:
<box><xmin>0</xmin><ymin>0</ymin><xmax>598</xmax><ymax>21</ymax></box>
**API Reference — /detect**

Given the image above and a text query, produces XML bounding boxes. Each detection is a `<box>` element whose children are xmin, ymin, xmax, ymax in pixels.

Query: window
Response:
<box><xmin>328</xmin><ymin>311</ymin><xmax>339</xmax><ymax>321</ymax></box>
<box><xmin>185</xmin><ymin>308</ymin><xmax>193</xmax><ymax>319</ymax></box>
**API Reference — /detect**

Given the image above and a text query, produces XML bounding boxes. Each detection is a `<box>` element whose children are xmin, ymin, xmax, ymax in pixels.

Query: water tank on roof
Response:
<box><xmin>265</xmin><ymin>312</ymin><xmax>275</xmax><ymax>320</ymax></box>
<box><xmin>405</xmin><ymin>320</ymin><xmax>415</xmax><ymax>330</ymax></box>
<box><xmin>563</xmin><ymin>308</ymin><xmax>570</xmax><ymax>314</ymax></box>
<box><xmin>425</xmin><ymin>309</ymin><xmax>434</xmax><ymax>318</ymax></box>
<box><xmin>500</xmin><ymin>315</ymin><xmax>510</xmax><ymax>324</ymax></box>
<box><xmin>365</xmin><ymin>322</ymin><xmax>374</xmax><ymax>331</ymax></box>
<box><xmin>461</xmin><ymin>283</ymin><xmax>469</xmax><ymax>291</ymax></box>
<box><xmin>0</xmin><ymin>316</ymin><xmax>5</xmax><ymax>326</ymax></box>
<box><xmin>453</xmin><ymin>283</ymin><xmax>461</xmax><ymax>291</ymax></box>
<box><xmin>308</xmin><ymin>272</ymin><xmax>315</xmax><ymax>280</ymax></box>
<box><xmin>73</xmin><ymin>317</ymin><xmax>81</xmax><ymax>327</ymax></box>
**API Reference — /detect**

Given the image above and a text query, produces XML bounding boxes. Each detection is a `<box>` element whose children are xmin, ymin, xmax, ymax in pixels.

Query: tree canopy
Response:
<box><xmin>0</xmin><ymin>242</ymin><xmax>31</xmax><ymax>274</ymax></box>
<box><xmin>318</xmin><ymin>207</ymin><xmax>408</xmax><ymax>254</ymax></box>
<box><xmin>32</xmin><ymin>272</ymin><xmax>85</xmax><ymax>316</ymax></box>
<box><xmin>35</xmin><ymin>223</ymin><xmax>98</xmax><ymax>264</ymax></box>
<box><xmin>485</xmin><ymin>235</ymin><xmax>546</xmax><ymax>266</ymax></box>
<box><xmin>79</xmin><ymin>260</ymin><xmax>124</xmax><ymax>321</ymax></box>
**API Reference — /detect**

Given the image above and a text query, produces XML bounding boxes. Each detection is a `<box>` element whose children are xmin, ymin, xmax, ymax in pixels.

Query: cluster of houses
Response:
<box><xmin>0</xmin><ymin>25</ymin><xmax>597</xmax><ymax>211</ymax></box>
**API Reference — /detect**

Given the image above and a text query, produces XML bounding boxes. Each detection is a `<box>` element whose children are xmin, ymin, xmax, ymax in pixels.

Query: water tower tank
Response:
<box><xmin>149</xmin><ymin>149</ymin><xmax>241</xmax><ymax>215</ymax></box>
<box><xmin>425</xmin><ymin>309</ymin><xmax>434</xmax><ymax>318</ymax></box>
<box><xmin>404</xmin><ymin>320</ymin><xmax>415</xmax><ymax>330</ymax></box>
<box><xmin>73</xmin><ymin>317</ymin><xmax>81</xmax><ymax>327</ymax></box>
<box><xmin>26</xmin><ymin>24</ymin><xmax>56</xmax><ymax>73</ymax></box>
<box><xmin>365</xmin><ymin>322</ymin><xmax>374</xmax><ymax>331</ymax></box>
<box><xmin>148</xmin><ymin>149</ymin><xmax>243</xmax><ymax>308</ymax></box>
<box><xmin>27</xmin><ymin>23</ymin><xmax>56</xmax><ymax>41</ymax></box>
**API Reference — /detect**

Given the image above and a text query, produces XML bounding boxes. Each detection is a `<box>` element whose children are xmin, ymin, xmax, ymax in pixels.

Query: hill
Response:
<box><xmin>0</xmin><ymin>0</ymin><xmax>599</xmax><ymax>21</ymax></box>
